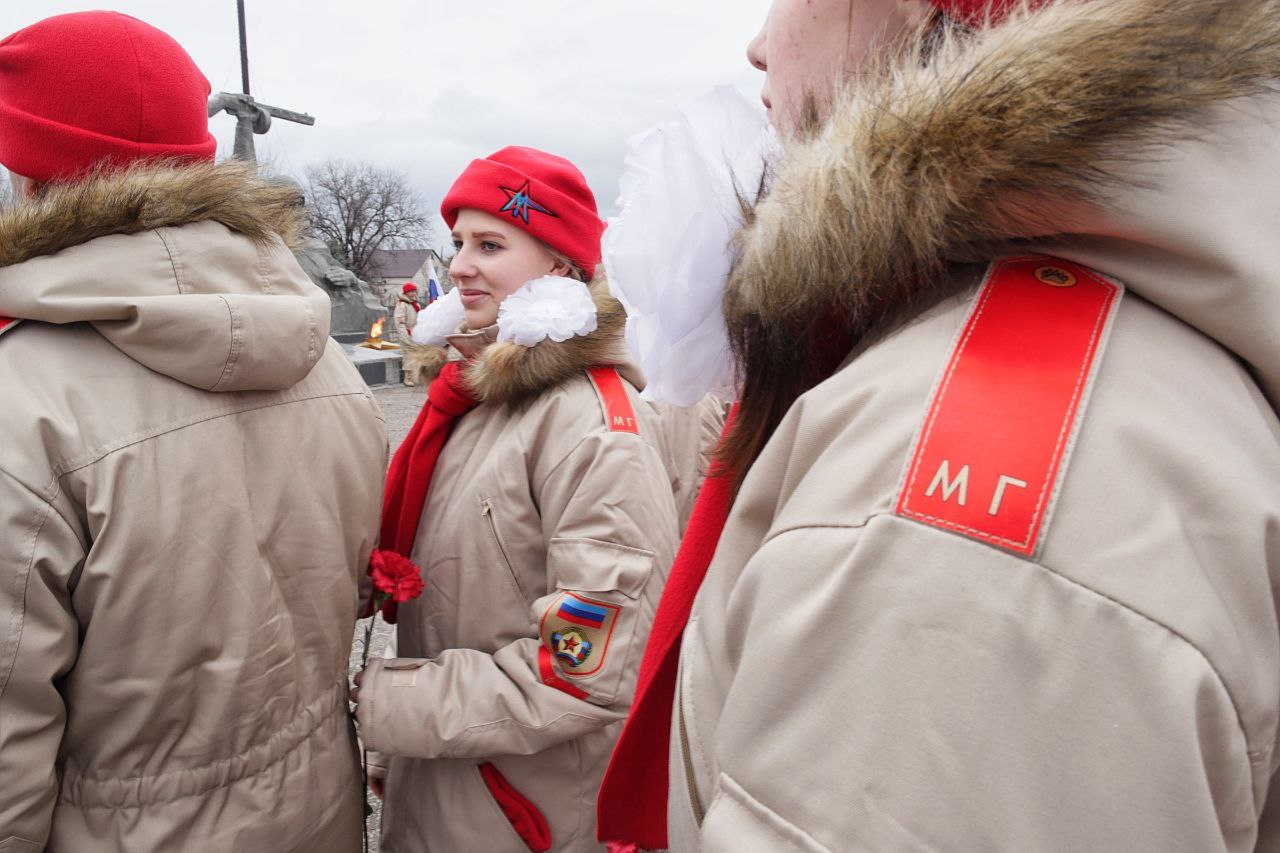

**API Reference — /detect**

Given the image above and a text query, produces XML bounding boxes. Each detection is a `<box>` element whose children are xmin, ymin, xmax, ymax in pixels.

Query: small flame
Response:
<box><xmin>369</xmin><ymin>317</ymin><xmax>385</xmax><ymax>340</ymax></box>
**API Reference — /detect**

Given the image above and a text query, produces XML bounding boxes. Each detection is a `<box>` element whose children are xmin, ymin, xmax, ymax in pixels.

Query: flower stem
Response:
<box><xmin>358</xmin><ymin>605</ymin><xmax>380</xmax><ymax>853</ymax></box>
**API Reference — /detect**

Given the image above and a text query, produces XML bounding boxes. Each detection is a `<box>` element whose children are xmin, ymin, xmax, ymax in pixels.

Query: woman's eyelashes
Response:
<box><xmin>451</xmin><ymin>238</ymin><xmax>505</xmax><ymax>253</ymax></box>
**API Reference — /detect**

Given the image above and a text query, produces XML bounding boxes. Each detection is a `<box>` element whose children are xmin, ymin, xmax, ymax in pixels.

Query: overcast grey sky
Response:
<box><xmin>3</xmin><ymin>1</ymin><xmax>772</xmax><ymax>249</ymax></box>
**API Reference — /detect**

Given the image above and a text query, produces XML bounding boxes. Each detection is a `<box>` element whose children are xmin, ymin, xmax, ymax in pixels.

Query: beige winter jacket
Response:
<box><xmin>0</xmin><ymin>163</ymin><xmax>387</xmax><ymax>852</ymax></box>
<box><xmin>393</xmin><ymin>294</ymin><xmax>419</xmax><ymax>342</ymax></box>
<box><xmin>672</xmin><ymin>2</ymin><xmax>1280</xmax><ymax>850</ymax></box>
<box><xmin>358</xmin><ymin>281</ymin><xmax>679</xmax><ymax>852</ymax></box>
<box><xmin>651</xmin><ymin>396</ymin><xmax>726</xmax><ymax>536</ymax></box>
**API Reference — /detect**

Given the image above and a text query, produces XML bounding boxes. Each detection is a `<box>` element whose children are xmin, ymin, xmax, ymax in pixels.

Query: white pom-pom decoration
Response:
<box><xmin>411</xmin><ymin>287</ymin><xmax>466</xmax><ymax>346</ymax></box>
<box><xmin>497</xmin><ymin>276</ymin><xmax>598</xmax><ymax>348</ymax></box>
<box><xmin>604</xmin><ymin>86</ymin><xmax>777</xmax><ymax>406</ymax></box>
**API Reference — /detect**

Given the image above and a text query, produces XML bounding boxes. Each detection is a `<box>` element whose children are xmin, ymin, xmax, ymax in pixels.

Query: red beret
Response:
<box><xmin>441</xmin><ymin>146</ymin><xmax>605</xmax><ymax>277</ymax></box>
<box><xmin>0</xmin><ymin>11</ymin><xmax>216</xmax><ymax>183</ymax></box>
<box><xmin>931</xmin><ymin>0</ymin><xmax>1037</xmax><ymax>25</ymax></box>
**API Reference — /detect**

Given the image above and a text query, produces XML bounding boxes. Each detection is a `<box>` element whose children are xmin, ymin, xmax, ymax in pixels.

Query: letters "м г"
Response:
<box><xmin>925</xmin><ymin>460</ymin><xmax>1029</xmax><ymax>517</ymax></box>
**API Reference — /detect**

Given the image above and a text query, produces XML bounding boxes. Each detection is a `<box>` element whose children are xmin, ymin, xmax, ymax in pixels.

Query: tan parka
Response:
<box><xmin>671</xmin><ymin>1</ymin><xmax>1280</xmax><ymax>850</ymax></box>
<box><xmin>358</xmin><ymin>281</ymin><xmax>679</xmax><ymax>852</ymax></box>
<box><xmin>650</xmin><ymin>396</ymin><xmax>726</xmax><ymax>537</ymax></box>
<box><xmin>0</xmin><ymin>163</ymin><xmax>387</xmax><ymax>853</ymax></box>
<box><xmin>392</xmin><ymin>293</ymin><xmax>419</xmax><ymax>342</ymax></box>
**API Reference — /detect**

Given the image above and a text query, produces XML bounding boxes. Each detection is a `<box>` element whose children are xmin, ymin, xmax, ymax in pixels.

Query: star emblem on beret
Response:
<box><xmin>499</xmin><ymin>180</ymin><xmax>559</xmax><ymax>223</ymax></box>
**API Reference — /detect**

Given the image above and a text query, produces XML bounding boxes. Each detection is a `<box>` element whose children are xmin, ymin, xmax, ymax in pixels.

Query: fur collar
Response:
<box><xmin>404</xmin><ymin>275</ymin><xmax>632</xmax><ymax>407</ymax></box>
<box><xmin>0</xmin><ymin>160</ymin><xmax>305</xmax><ymax>269</ymax></box>
<box><xmin>726</xmin><ymin>0</ymin><xmax>1280</xmax><ymax>339</ymax></box>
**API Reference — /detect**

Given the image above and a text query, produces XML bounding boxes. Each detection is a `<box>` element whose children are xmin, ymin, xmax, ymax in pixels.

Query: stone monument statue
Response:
<box><xmin>293</xmin><ymin>237</ymin><xmax>387</xmax><ymax>343</ymax></box>
<box><xmin>207</xmin><ymin>92</ymin><xmax>314</xmax><ymax>163</ymax></box>
<box><xmin>207</xmin><ymin>1</ymin><xmax>315</xmax><ymax>164</ymax></box>
<box><xmin>209</xmin><ymin>3</ymin><xmax>384</xmax><ymax>342</ymax></box>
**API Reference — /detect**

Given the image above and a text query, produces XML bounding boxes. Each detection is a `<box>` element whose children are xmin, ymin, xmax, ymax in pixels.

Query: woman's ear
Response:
<box><xmin>550</xmin><ymin>259</ymin><xmax>573</xmax><ymax>278</ymax></box>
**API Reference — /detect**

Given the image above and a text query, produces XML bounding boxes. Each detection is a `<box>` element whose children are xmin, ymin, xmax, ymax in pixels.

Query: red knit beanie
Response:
<box><xmin>930</xmin><ymin>0</ymin><xmax>1035</xmax><ymax>24</ymax></box>
<box><xmin>441</xmin><ymin>146</ymin><xmax>605</xmax><ymax>276</ymax></box>
<box><xmin>0</xmin><ymin>11</ymin><xmax>216</xmax><ymax>184</ymax></box>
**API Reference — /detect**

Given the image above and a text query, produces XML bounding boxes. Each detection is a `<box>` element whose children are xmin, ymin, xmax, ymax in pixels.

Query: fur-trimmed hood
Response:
<box><xmin>730</xmin><ymin>0</ymin><xmax>1280</xmax><ymax>402</ymax></box>
<box><xmin>0</xmin><ymin>161</ymin><xmax>331</xmax><ymax>392</ymax></box>
<box><xmin>406</xmin><ymin>275</ymin><xmax>639</xmax><ymax>406</ymax></box>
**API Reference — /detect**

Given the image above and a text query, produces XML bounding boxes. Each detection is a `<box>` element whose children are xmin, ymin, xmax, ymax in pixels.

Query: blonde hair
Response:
<box><xmin>542</xmin><ymin>242</ymin><xmax>589</xmax><ymax>283</ymax></box>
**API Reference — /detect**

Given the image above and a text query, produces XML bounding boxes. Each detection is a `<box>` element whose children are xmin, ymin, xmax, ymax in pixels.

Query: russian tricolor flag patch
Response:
<box><xmin>540</xmin><ymin>591</ymin><xmax>622</xmax><ymax>679</ymax></box>
<box><xmin>557</xmin><ymin>594</ymin><xmax>610</xmax><ymax>628</ymax></box>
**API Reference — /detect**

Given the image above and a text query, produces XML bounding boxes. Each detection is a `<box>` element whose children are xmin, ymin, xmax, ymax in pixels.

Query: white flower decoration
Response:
<box><xmin>497</xmin><ymin>276</ymin><xmax>598</xmax><ymax>348</ymax></box>
<box><xmin>604</xmin><ymin>86</ymin><xmax>777</xmax><ymax>405</ymax></box>
<box><xmin>411</xmin><ymin>287</ymin><xmax>466</xmax><ymax>346</ymax></box>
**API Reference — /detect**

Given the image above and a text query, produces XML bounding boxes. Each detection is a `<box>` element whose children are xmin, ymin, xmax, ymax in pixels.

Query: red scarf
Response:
<box><xmin>597</xmin><ymin>407</ymin><xmax>737</xmax><ymax>850</ymax></box>
<box><xmin>371</xmin><ymin>361</ymin><xmax>479</xmax><ymax>619</ymax></box>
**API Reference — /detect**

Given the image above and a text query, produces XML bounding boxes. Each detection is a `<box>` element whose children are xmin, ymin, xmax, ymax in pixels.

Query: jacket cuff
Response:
<box><xmin>365</xmin><ymin>750</ymin><xmax>390</xmax><ymax>779</ymax></box>
<box><xmin>355</xmin><ymin>657</ymin><xmax>429</xmax><ymax>756</ymax></box>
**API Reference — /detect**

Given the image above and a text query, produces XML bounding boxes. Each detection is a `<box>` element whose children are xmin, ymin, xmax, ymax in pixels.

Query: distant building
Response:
<box><xmin>366</xmin><ymin>248</ymin><xmax>452</xmax><ymax>307</ymax></box>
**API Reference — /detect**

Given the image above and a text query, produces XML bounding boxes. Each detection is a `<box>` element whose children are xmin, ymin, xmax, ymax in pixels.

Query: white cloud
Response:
<box><xmin>1</xmin><ymin>1</ymin><xmax>771</xmax><ymax>248</ymax></box>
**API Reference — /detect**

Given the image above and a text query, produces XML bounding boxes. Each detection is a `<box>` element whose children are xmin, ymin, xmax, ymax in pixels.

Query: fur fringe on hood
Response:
<box><xmin>727</xmin><ymin>0</ymin><xmax>1280</xmax><ymax>338</ymax></box>
<box><xmin>412</xmin><ymin>275</ymin><xmax>631</xmax><ymax>407</ymax></box>
<box><xmin>401</xmin><ymin>342</ymin><xmax>450</xmax><ymax>389</ymax></box>
<box><xmin>0</xmin><ymin>160</ymin><xmax>306</xmax><ymax>269</ymax></box>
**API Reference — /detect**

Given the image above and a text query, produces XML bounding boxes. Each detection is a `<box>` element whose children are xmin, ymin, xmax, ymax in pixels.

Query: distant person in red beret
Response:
<box><xmin>393</xmin><ymin>283</ymin><xmax>421</xmax><ymax>384</ymax></box>
<box><xmin>0</xmin><ymin>11</ymin><xmax>384</xmax><ymax>852</ymax></box>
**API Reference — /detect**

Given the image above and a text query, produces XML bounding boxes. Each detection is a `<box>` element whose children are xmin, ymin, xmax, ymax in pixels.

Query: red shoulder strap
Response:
<box><xmin>587</xmin><ymin>366</ymin><xmax>640</xmax><ymax>435</ymax></box>
<box><xmin>895</xmin><ymin>257</ymin><xmax>1122</xmax><ymax>557</ymax></box>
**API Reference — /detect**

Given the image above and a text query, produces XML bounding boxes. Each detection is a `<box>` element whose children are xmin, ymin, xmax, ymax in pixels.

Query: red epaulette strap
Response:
<box><xmin>895</xmin><ymin>257</ymin><xmax>1123</xmax><ymax>558</ymax></box>
<box><xmin>587</xmin><ymin>367</ymin><xmax>640</xmax><ymax>435</ymax></box>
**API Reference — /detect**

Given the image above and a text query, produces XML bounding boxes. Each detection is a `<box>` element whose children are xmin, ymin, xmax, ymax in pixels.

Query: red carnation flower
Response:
<box><xmin>371</xmin><ymin>549</ymin><xmax>424</xmax><ymax>602</ymax></box>
<box><xmin>367</xmin><ymin>548</ymin><xmax>424</xmax><ymax>624</ymax></box>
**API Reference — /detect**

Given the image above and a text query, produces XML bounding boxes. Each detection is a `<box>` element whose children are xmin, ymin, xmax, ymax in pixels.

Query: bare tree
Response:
<box><xmin>304</xmin><ymin>159</ymin><xmax>432</xmax><ymax>280</ymax></box>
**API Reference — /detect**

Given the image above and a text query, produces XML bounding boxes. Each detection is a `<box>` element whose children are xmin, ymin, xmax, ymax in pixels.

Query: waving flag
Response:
<box><xmin>425</xmin><ymin>257</ymin><xmax>443</xmax><ymax>304</ymax></box>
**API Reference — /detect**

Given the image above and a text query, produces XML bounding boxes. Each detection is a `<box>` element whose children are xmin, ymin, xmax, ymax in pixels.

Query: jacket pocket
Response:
<box><xmin>547</xmin><ymin>537</ymin><xmax>653</xmax><ymax>599</ymax></box>
<box><xmin>481</xmin><ymin>497</ymin><xmax>527</xmax><ymax>599</ymax></box>
<box><xmin>478</xmin><ymin>762</ymin><xmax>552</xmax><ymax>852</ymax></box>
<box><xmin>701</xmin><ymin>772</ymin><xmax>832</xmax><ymax>852</ymax></box>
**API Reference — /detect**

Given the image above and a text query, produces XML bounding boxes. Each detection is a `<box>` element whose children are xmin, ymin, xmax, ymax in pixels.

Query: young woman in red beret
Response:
<box><xmin>353</xmin><ymin>146</ymin><xmax>678</xmax><ymax>852</ymax></box>
<box><xmin>600</xmin><ymin>0</ymin><xmax>1280</xmax><ymax>849</ymax></box>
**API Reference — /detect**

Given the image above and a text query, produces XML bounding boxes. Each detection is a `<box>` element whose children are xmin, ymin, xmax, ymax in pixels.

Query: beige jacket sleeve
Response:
<box><xmin>359</xmin><ymin>430</ymin><xmax>677</xmax><ymax>760</ymax></box>
<box><xmin>0</xmin><ymin>470</ymin><xmax>85</xmax><ymax>850</ymax></box>
<box><xmin>684</xmin><ymin>517</ymin><xmax>1252</xmax><ymax>852</ymax></box>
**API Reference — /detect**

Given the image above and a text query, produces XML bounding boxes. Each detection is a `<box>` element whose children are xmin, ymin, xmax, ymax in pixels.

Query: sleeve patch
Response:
<box><xmin>539</xmin><ymin>591</ymin><xmax>622</xmax><ymax>678</ymax></box>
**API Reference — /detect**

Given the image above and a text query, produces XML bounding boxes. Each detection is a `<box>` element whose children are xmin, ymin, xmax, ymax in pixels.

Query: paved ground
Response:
<box><xmin>349</xmin><ymin>382</ymin><xmax>424</xmax><ymax>850</ymax></box>
<box><xmin>373</xmin><ymin>382</ymin><xmax>426</xmax><ymax>448</ymax></box>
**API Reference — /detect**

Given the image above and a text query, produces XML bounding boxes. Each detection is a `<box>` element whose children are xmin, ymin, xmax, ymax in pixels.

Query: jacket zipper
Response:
<box><xmin>677</xmin><ymin>670</ymin><xmax>705</xmax><ymax>827</ymax></box>
<box><xmin>481</xmin><ymin>499</ymin><xmax>525</xmax><ymax>598</ymax></box>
